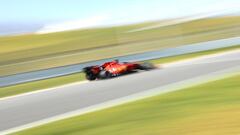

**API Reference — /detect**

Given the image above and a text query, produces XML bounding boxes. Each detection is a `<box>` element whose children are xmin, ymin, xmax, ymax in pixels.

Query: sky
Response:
<box><xmin>0</xmin><ymin>0</ymin><xmax>240</xmax><ymax>35</ymax></box>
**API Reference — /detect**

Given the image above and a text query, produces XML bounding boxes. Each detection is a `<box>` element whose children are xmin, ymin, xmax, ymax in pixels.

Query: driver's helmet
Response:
<box><xmin>113</xmin><ymin>59</ymin><xmax>119</xmax><ymax>63</ymax></box>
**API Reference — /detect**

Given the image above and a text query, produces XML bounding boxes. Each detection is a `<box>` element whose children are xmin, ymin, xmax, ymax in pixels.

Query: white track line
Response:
<box><xmin>0</xmin><ymin>81</ymin><xmax>88</xmax><ymax>101</ymax></box>
<box><xmin>1</xmin><ymin>66</ymin><xmax>240</xmax><ymax>135</ymax></box>
<box><xmin>162</xmin><ymin>49</ymin><xmax>240</xmax><ymax>68</ymax></box>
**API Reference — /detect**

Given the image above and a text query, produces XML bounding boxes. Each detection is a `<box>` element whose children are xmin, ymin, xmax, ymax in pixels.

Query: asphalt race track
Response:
<box><xmin>0</xmin><ymin>51</ymin><xmax>239</xmax><ymax>133</ymax></box>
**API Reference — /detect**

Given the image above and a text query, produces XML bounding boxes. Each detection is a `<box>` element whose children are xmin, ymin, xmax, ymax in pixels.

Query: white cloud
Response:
<box><xmin>36</xmin><ymin>1</ymin><xmax>240</xmax><ymax>35</ymax></box>
<box><xmin>36</xmin><ymin>14</ymin><xmax>109</xmax><ymax>34</ymax></box>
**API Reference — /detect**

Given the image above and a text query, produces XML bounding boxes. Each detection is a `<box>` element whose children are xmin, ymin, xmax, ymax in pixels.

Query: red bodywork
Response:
<box><xmin>89</xmin><ymin>66</ymin><xmax>101</xmax><ymax>74</ymax></box>
<box><xmin>102</xmin><ymin>61</ymin><xmax>139</xmax><ymax>75</ymax></box>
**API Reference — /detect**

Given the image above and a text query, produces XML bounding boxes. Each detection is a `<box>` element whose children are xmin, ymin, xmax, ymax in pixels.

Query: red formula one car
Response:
<box><xmin>83</xmin><ymin>60</ymin><xmax>155</xmax><ymax>80</ymax></box>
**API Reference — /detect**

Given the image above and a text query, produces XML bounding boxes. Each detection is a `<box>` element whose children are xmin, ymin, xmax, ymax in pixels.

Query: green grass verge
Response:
<box><xmin>13</xmin><ymin>73</ymin><xmax>240</xmax><ymax>135</ymax></box>
<box><xmin>1</xmin><ymin>17</ymin><xmax>240</xmax><ymax>76</ymax></box>
<box><xmin>0</xmin><ymin>73</ymin><xmax>85</xmax><ymax>98</ymax></box>
<box><xmin>0</xmin><ymin>46</ymin><xmax>239</xmax><ymax>99</ymax></box>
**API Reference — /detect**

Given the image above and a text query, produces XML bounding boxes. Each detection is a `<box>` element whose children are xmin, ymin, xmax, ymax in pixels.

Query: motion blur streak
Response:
<box><xmin>0</xmin><ymin>51</ymin><xmax>239</xmax><ymax>134</ymax></box>
<box><xmin>0</xmin><ymin>37</ymin><xmax>239</xmax><ymax>87</ymax></box>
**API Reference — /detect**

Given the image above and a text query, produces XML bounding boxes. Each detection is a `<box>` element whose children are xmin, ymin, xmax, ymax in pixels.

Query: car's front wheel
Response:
<box><xmin>86</xmin><ymin>73</ymin><xmax>96</xmax><ymax>81</ymax></box>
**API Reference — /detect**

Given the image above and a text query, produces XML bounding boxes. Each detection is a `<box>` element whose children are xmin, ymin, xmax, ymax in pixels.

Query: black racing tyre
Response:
<box><xmin>98</xmin><ymin>70</ymin><xmax>112</xmax><ymax>79</ymax></box>
<box><xmin>139</xmin><ymin>62</ymin><xmax>155</xmax><ymax>70</ymax></box>
<box><xmin>86</xmin><ymin>73</ymin><xmax>96</xmax><ymax>81</ymax></box>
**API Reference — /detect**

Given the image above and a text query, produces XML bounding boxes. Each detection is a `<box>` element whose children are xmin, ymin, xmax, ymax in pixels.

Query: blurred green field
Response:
<box><xmin>0</xmin><ymin>17</ymin><xmax>240</xmax><ymax>76</ymax></box>
<box><xmin>13</xmin><ymin>73</ymin><xmax>240</xmax><ymax>135</ymax></box>
<box><xmin>0</xmin><ymin>46</ymin><xmax>238</xmax><ymax>99</ymax></box>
